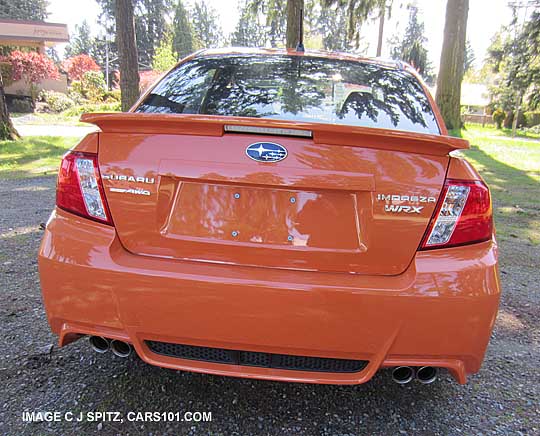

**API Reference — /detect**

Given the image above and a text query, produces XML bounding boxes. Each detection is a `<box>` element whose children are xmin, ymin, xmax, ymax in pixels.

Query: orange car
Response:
<box><xmin>38</xmin><ymin>48</ymin><xmax>500</xmax><ymax>385</ymax></box>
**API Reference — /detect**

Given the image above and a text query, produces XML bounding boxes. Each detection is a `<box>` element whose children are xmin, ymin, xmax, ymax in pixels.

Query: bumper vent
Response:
<box><xmin>146</xmin><ymin>340</ymin><xmax>368</xmax><ymax>373</ymax></box>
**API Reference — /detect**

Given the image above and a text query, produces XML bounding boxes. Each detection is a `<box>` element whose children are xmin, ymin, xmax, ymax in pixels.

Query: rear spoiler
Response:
<box><xmin>81</xmin><ymin>113</ymin><xmax>469</xmax><ymax>156</ymax></box>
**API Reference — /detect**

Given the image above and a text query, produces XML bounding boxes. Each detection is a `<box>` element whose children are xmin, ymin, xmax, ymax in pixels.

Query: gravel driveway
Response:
<box><xmin>1</xmin><ymin>175</ymin><xmax>538</xmax><ymax>436</ymax></box>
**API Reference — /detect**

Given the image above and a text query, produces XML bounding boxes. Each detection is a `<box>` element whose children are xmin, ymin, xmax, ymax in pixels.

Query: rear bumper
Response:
<box><xmin>38</xmin><ymin>208</ymin><xmax>501</xmax><ymax>385</ymax></box>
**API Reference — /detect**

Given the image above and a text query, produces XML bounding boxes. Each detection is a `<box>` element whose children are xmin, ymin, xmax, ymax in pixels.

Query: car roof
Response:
<box><xmin>192</xmin><ymin>47</ymin><xmax>408</xmax><ymax>71</ymax></box>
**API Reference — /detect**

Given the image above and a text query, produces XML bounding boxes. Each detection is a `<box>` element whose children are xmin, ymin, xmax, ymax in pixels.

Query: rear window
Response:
<box><xmin>136</xmin><ymin>55</ymin><xmax>440</xmax><ymax>135</ymax></box>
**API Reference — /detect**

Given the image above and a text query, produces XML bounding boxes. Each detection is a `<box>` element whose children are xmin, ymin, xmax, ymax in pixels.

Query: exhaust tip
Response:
<box><xmin>392</xmin><ymin>366</ymin><xmax>414</xmax><ymax>384</ymax></box>
<box><xmin>110</xmin><ymin>340</ymin><xmax>132</xmax><ymax>358</ymax></box>
<box><xmin>89</xmin><ymin>336</ymin><xmax>109</xmax><ymax>354</ymax></box>
<box><xmin>416</xmin><ymin>366</ymin><xmax>438</xmax><ymax>384</ymax></box>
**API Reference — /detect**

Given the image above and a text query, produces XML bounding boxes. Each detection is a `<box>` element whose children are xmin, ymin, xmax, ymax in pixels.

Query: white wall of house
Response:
<box><xmin>5</xmin><ymin>74</ymin><xmax>69</xmax><ymax>96</ymax></box>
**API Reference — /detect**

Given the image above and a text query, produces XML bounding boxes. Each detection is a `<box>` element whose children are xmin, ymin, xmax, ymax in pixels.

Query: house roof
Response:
<box><xmin>0</xmin><ymin>19</ymin><xmax>69</xmax><ymax>46</ymax></box>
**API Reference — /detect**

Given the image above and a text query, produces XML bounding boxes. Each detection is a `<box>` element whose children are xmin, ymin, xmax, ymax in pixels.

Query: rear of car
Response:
<box><xmin>38</xmin><ymin>50</ymin><xmax>500</xmax><ymax>385</ymax></box>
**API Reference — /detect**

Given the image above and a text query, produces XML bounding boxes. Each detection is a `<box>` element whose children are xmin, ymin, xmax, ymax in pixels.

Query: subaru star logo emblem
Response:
<box><xmin>246</xmin><ymin>142</ymin><xmax>288</xmax><ymax>163</ymax></box>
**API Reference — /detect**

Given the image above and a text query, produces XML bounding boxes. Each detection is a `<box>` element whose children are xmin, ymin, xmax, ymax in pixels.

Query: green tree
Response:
<box><xmin>316</xmin><ymin>4</ymin><xmax>348</xmax><ymax>51</ymax></box>
<box><xmin>96</xmin><ymin>0</ymin><xmax>172</xmax><ymax>68</ymax></box>
<box><xmin>522</xmin><ymin>10</ymin><xmax>540</xmax><ymax>110</ymax></box>
<box><xmin>135</xmin><ymin>0</ymin><xmax>173</xmax><ymax>67</ymax></box>
<box><xmin>248</xmin><ymin>0</ymin><xmax>287</xmax><ymax>47</ymax></box>
<box><xmin>152</xmin><ymin>36</ymin><xmax>177</xmax><ymax>72</ymax></box>
<box><xmin>0</xmin><ymin>0</ymin><xmax>49</xmax><ymax>21</ymax></box>
<box><xmin>172</xmin><ymin>0</ymin><xmax>194</xmax><ymax>58</ymax></box>
<box><xmin>463</xmin><ymin>39</ymin><xmax>475</xmax><ymax>74</ymax></box>
<box><xmin>487</xmin><ymin>8</ymin><xmax>540</xmax><ymax>130</ymax></box>
<box><xmin>231</xmin><ymin>1</ymin><xmax>266</xmax><ymax>47</ymax></box>
<box><xmin>65</xmin><ymin>20</ymin><xmax>95</xmax><ymax>57</ymax></box>
<box><xmin>390</xmin><ymin>5</ymin><xmax>432</xmax><ymax>79</ymax></box>
<box><xmin>191</xmin><ymin>1</ymin><xmax>223</xmax><ymax>49</ymax></box>
<box><xmin>323</xmin><ymin>0</ymin><xmax>386</xmax><ymax>49</ymax></box>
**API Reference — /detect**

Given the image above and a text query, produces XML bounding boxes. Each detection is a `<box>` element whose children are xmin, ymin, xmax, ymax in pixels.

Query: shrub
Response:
<box><xmin>81</xmin><ymin>71</ymin><xmax>107</xmax><ymax>102</ymax></box>
<box><xmin>39</xmin><ymin>90</ymin><xmax>75</xmax><ymax>113</ymax></box>
<box><xmin>492</xmin><ymin>109</ymin><xmax>505</xmax><ymax>129</ymax></box>
<box><xmin>10</xmin><ymin>97</ymin><xmax>34</xmax><ymax>113</ymax></box>
<box><xmin>523</xmin><ymin>125</ymin><xmax>540</xmax><ymax>135</ymax></box>
<box><xmin>67</xmin><ymin>71</ymin><xmax>107</xmax><ymax>104</ymax></box>
<box><xmin>68</xmin><ymin>80</ymin><xmax>85</xmax><ymax>104</ymax></box>
<box><xmin>523</xmin><ymin>111</ymin><xmax>540</xmax><ymax>127</ymax></box>
<box><xmin>103</xmin><ymin>89</ymin><xmax>121</xmax><ymax>103</ymax></box>
<box><xmin>1</xmin><ymin>50</ymin><xmax>59</xmax><ymax>84</ymax></box>
<box><xmin>62</xmin><ymin>101</ymin><xmax>121</xmax><ymax>117</ymax></box>
<box><xmin>62</xmin><ymin>54</ymin><xmax>100</xmax><ymax>81</ymax></box>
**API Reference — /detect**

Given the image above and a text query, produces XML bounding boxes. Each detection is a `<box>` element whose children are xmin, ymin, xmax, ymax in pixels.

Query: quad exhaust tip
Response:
<box><xmin>89</xmin><ymin>336</ymin><xmax>109</xmax><ymax>354</ymax></box>
<box><xmin>392</xmin><ymin>366</ymin><xmax>415</xmax><ymax>384</ymax></box>
<box><xmin>110</xmin><ymin>339</ymin><xmax>132</xmax><ymax>358</ymax></box>
<box><xmin>416</xmin><ymin>366</ymin><xmax>438</xmax><ymax>384</ymax></box>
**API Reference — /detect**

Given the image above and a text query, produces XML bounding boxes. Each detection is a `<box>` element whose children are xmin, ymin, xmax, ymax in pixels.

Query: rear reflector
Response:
<box><xmin>420</xmin><ymin>179</ymin><xmax>492</xmax><ymax>250</ymax></box>
<box><xmin>56</xmin><ymin>151</ymin><xmax>112</xmax><ymax>225</ymax></box>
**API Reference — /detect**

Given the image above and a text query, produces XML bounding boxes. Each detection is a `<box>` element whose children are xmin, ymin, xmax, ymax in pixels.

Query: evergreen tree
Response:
<box><xmin>231</xmin><ymin>1</ymin><xmax>266</xmax><ymax>47</ymax></box>
<box><xmin>46</xmin><ymin>47</ymin><xmax>61</xmax><ymax>65</ymax></box>
<box><xmin>0</xmin><ymin>0</ymin><xmax>49</xmax><ymax>21</ymax></box>
<box><xmin>248</xmin><ymin>0</ymin><xmax>287</xmax><ymax>47</ymax></box>
<box><xmin>65</xmin><ymin>21</ymin><xmax>95</xmax><ymax>57</ymax></box>
<box><xmin>172</xmin><ymin>0</ymin><xmax>194</xmax><ymax>58</ymax></box>
<box><xmin>323</xmin><ymin>0</ymin><xmax>386</xmax><ymax>49</ymax></box>
<box><xmin>135</xmin><ymin>0</ymin><xmax>173</xmax><ymax>67</ymax></box>
<box><xmin>488</xmin><ymin>8</ymin><xmax>540</xmax><ymax>115</ymax></box>
<box><xmin>317</xmin><ymin>4</ymin><xmax>348</xmax><ymax>51</ymax></box>
<box><xmin>191</xmin><ymin>1</ymin><xmax>223</xmax><ymax>49</ymax></box>
<box><xmin>390</xmin><ymin>5</ymin><xmax>432</xmax><ymax>78</ymax></box>
<box><xmin>95</xmin><ymin>0</ymin><xmax>172</xmax><ymax>68</ymax></box>
<box><xmin>463</xmin><ymin>39</ymin><xmax>475</xmax><ymax>74</ymax></box>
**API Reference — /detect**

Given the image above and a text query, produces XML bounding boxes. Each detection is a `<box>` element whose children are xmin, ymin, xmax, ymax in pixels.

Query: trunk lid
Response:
<box><xmin>85</xmin><ymin>113</ymin><xmax>468</xmax><ymax>275</ymax></box>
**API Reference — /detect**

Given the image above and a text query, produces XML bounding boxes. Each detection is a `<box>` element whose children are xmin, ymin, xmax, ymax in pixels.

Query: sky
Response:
<box><xmin>48</xmin><ymin>0</ymin><xmax>514</xmax><ymax>72</ymax></box>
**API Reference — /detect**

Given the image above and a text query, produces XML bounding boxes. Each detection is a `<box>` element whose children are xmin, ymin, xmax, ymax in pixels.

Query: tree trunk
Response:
<box><xmin>286</xmin><ymin>0</ymin><xmax>304</xmax><ymax>49</ymax></box>
<box><xmin>511</xmin><ymin>94</ymin><xmax>522</xmax><ymax>137</ymax></box>
<box><xmin>115</xmin><ymin>0</ymin><xmax>140</xmax><ymax>111</ymax></box>
<box><xmin>0</xmin><ymin>74</ymin><xmax>19</xmax><ymax>141</ymax></box>
<box><xmin>376</xmin><ymin>3</ymin><xmax>385</xmax><ymax>57</ymax></box>
<box><xmin>435</xmin><ymin>0</ymin><xmax>469</xmax><ymax>131</ymax></box>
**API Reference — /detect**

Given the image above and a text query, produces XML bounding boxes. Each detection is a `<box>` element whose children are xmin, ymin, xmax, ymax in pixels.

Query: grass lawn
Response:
<box><xmin>0</xmin><ymin>136</ymin><xmax>78</xmax><ymax>179</ymax></box>
<box><xmin>10</xmin><ymin>112</ymin><xmax>85</xmax><ymax>126</ymax></box>
<box><xmin>460</xmin><ymin>122</ymin><xmax>540</xmax><ymax>140</ymax></box>
<box><xmin>459</xmin><ymin>124</ymin><xmax>540</xmax><ymax>245</ymax></box>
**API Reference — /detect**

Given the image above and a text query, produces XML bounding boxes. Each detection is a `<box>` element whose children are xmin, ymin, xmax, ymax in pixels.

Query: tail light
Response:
<box><xmin>420</xmin><ymin>179</ymin><xmax>492</xmax><ymax>250</ymax></box>
<box><xmin>56</xmin><ymin>151</ymin><xmax>113</xmax><ymax>226</ymax></box>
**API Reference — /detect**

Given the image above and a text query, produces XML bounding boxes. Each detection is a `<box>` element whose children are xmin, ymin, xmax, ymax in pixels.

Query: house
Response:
<box><xmin>0</xmin><ymin>18</ymin><xmax>69</xmax><ymax>96</ymax></box>
<box><xmin>461</xmin><ymin>83</ymin><xmax>491</xmax><ymax>115</ymax></box>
